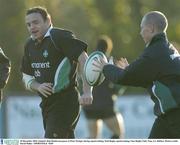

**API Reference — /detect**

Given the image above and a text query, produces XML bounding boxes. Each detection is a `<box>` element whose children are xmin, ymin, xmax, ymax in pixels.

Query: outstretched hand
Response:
<box><xmin>115</xmin><ymin>57</ymin><xmax>129</xmax><ymax>69</ymax></box>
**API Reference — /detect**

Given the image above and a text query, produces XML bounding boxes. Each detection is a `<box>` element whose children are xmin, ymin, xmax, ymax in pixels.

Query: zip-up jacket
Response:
<box><xmin>103</xmin><ymin>33</ymin><xmax>180</xmax><ymax>116</ymax></box>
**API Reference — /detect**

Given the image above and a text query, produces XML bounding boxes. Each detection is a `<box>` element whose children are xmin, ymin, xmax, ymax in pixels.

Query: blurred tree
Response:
<box><xmin>0</xmin><ymin>0</ymin><xmax>179</xmax><ymax>94</ymax></box>
<box><xmin>0</xmin><ymin>0</ymin><xmax>26</xmax><ymax>94</ymax></box>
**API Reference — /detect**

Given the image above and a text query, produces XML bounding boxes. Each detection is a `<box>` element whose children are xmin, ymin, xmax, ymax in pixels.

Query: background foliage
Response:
<box><xmin>0</xmin><ymin>0</ymin><xmax>179</xmax><ymax>94</ymax></box>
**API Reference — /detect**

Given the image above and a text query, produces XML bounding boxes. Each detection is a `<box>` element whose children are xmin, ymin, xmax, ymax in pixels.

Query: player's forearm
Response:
<box><xmin>103</xmin><ymin>64</ymin><xmax>125</xmax><ymax>84</ymax></box>
<box><xmin>78</xmin><ymin>59</ymin><xmax>92</xmax><ymax>95</ymax></box>
<box><xmin>22</xmin><ymin>73</ymin><xmax>41</xmax><ymax>92</ymax></box>
<box><xmin>79</xmin><ymin>64</ymin><xmax>92</xmax><ymax>95</ymax></box>
<box><xmin>78</xmin><ymin>51</ymin><xmax>92</xmax><ymax>95</ymax></box>
<box><xmin>82</xmin><ymin>78</ymin><xmax>92</xmax><ymax>95</ymax></box>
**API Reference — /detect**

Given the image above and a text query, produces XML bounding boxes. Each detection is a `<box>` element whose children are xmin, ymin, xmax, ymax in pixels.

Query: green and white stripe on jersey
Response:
<box><xmin>53</xmin><ymin>57</ymin><xmax>71</xmax><ymax>93</ymax></box>
<box><xmin>152</xmin><ymin>81</ymin><xmax>178</xmax><ymax>114</ymax></box>
<box><xmin>0</xmin><ymin>47</ymin><xmax>5</xmax><ymax>55</ymax></box>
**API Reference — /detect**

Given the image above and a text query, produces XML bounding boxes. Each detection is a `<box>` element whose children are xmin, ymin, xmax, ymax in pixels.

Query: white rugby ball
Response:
<box><xmin>84</xmin><ymin>51</ymin><xmax>108</xmax><ymax>86</ymax></box>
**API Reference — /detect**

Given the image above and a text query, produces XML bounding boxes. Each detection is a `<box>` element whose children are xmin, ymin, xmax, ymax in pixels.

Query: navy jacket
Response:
<box><xmin>103</xmin><ymin>33</ymin><xmax>180</xmax><ymax>115</ymax></box>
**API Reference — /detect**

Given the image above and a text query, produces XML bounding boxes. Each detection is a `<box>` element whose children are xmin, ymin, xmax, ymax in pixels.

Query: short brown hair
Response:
<box><xmin>26</xmin><ymin>6</ymin><xmax>50</xmax><ymax>21</ymax></box>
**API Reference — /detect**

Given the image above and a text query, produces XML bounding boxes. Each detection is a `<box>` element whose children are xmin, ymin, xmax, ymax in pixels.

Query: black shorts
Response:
<box><xmin>83</xmin><ymin>108</ymin><xmax>116</xmax><ymax>119</ymax></box>
<box><xmin>149</xmin><ymin>107</ymin><xmax>180</xmax><ymax>138</ymax></box>
<box><xmin>40</xmin><ymin>87</ymin><xmax>80</xmax><ymax>138</ymax></box>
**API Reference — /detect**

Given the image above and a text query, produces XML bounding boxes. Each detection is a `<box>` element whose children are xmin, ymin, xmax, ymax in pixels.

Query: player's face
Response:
<box><xmin>25</xmin><ymin>13</ymin><xmax>50</xmax><ymax>41</ymax></box>
<box><xmin>140</xmin><ymin>17</ymin><xmax>153</xmax><ymax>44</ymax></box>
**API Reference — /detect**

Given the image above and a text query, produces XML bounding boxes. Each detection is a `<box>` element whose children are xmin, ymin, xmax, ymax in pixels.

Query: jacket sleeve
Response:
<box><xmin>103</xmin><ymin>51</ymin><xmax>159</xmax><ymax>88</ymax></box>
<box><xmin>103</xmin><ymin>64</ymin><xmax>125</xmax><ymax>84</ymax></box>
<box><xmin>0</xmin><ymin>48</ymin><xmax>11</xmax><ymax>89</ymax></box>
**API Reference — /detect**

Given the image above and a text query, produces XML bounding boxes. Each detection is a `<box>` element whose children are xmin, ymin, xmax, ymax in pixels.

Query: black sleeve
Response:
<box><xmin>60</xmin><ymin>37</ymin><xmax>87</xmax><ymax>61</ymax></box>
<box><xmin>103</xmin><ymin>52</ymin><xmax>158</xmax><ymax>87</ymax></box>
<box><xmin>21</xmin><ymin>43</ymin><xmax>34</xmax><ymax>75</ymax></box>
<box><xmin>103</xmin><ymin>64</ymin><xmax>125</xmax><ymax>83</ymax></box>
<box><xmin>121</xmin><ymin>53</ymin><xmax>158</xmax><ymax>87</ymax></box>
<box><xmin>50</xmin><ymin>28</ymin><xmax>87</xmax><ymax>61</ymax></box>
<box><xmin>0</xmin><ymin>48</ymin><xmax>11</xmax><ymax>89</ymax></box>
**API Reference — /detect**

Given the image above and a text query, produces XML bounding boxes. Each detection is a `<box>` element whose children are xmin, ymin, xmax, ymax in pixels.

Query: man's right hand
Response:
<box><xmin>29</xmin><ymin>80</ymin><xmax>53</xmax><ymax>98</ymax></box>
<box><xmin>37</xmin><ymin>83</ymin><xmax>53</xmax><ymax>98</ymax></box>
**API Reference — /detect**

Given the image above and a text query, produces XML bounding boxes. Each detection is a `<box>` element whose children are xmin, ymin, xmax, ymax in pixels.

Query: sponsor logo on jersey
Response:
<box><xmin>31</xmin><ymin>62</ymin><xmax>50</xmax><ymax>69</ymax></box>
<box><xmin>34</xmin><ymin>70</ymin><xmax>41</xmax><ymax>77</ymax></box>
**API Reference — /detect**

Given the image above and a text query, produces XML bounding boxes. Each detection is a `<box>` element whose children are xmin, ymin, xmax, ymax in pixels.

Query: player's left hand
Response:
<box><xmin>79</xmin><ymin>93</ymin><xmax>93</xmax><ymax>106</ymax></box>
<box><xmin>115</xmin><ymin>57</ymin><xmax>129</xmax><ymax>69</ymax></box>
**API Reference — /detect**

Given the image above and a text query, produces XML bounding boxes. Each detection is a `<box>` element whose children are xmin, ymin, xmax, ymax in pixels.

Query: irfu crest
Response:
<box><xmin>43</xmin><ymin>50</ymin><xmax>48</xmax><ymax>58</ymax></box>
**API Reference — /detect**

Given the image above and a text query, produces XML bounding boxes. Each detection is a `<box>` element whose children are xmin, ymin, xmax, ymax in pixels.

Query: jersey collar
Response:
<box><xmin>31</xmin><ymin>25</ymin><xmax>53</xmax><ymax>41</ymax></box>
<box><xmin>44</xmin><ymin>25</ymin><xmax>53</xmax><ymax>38</ymax></box>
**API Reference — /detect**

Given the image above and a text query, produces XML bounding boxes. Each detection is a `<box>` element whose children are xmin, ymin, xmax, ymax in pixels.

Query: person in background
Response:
<box><xmin>93</xmin><ymin>11</ymin><xmax>180</xmax><ymax>138</ymax></box>
<box><xmin>0</xmin><ymin>47</ymin><xmax>10</xmax><ymax>107</ymax></box>
<box><xmin>83</xmin><ymin>35</ymin><xmax>125</xmax><ymax>138</ymax></box>
<box><xmin>21</xmin><ymin>6</ymin><xmax>93</xmax><ymax>138</ymax></box>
